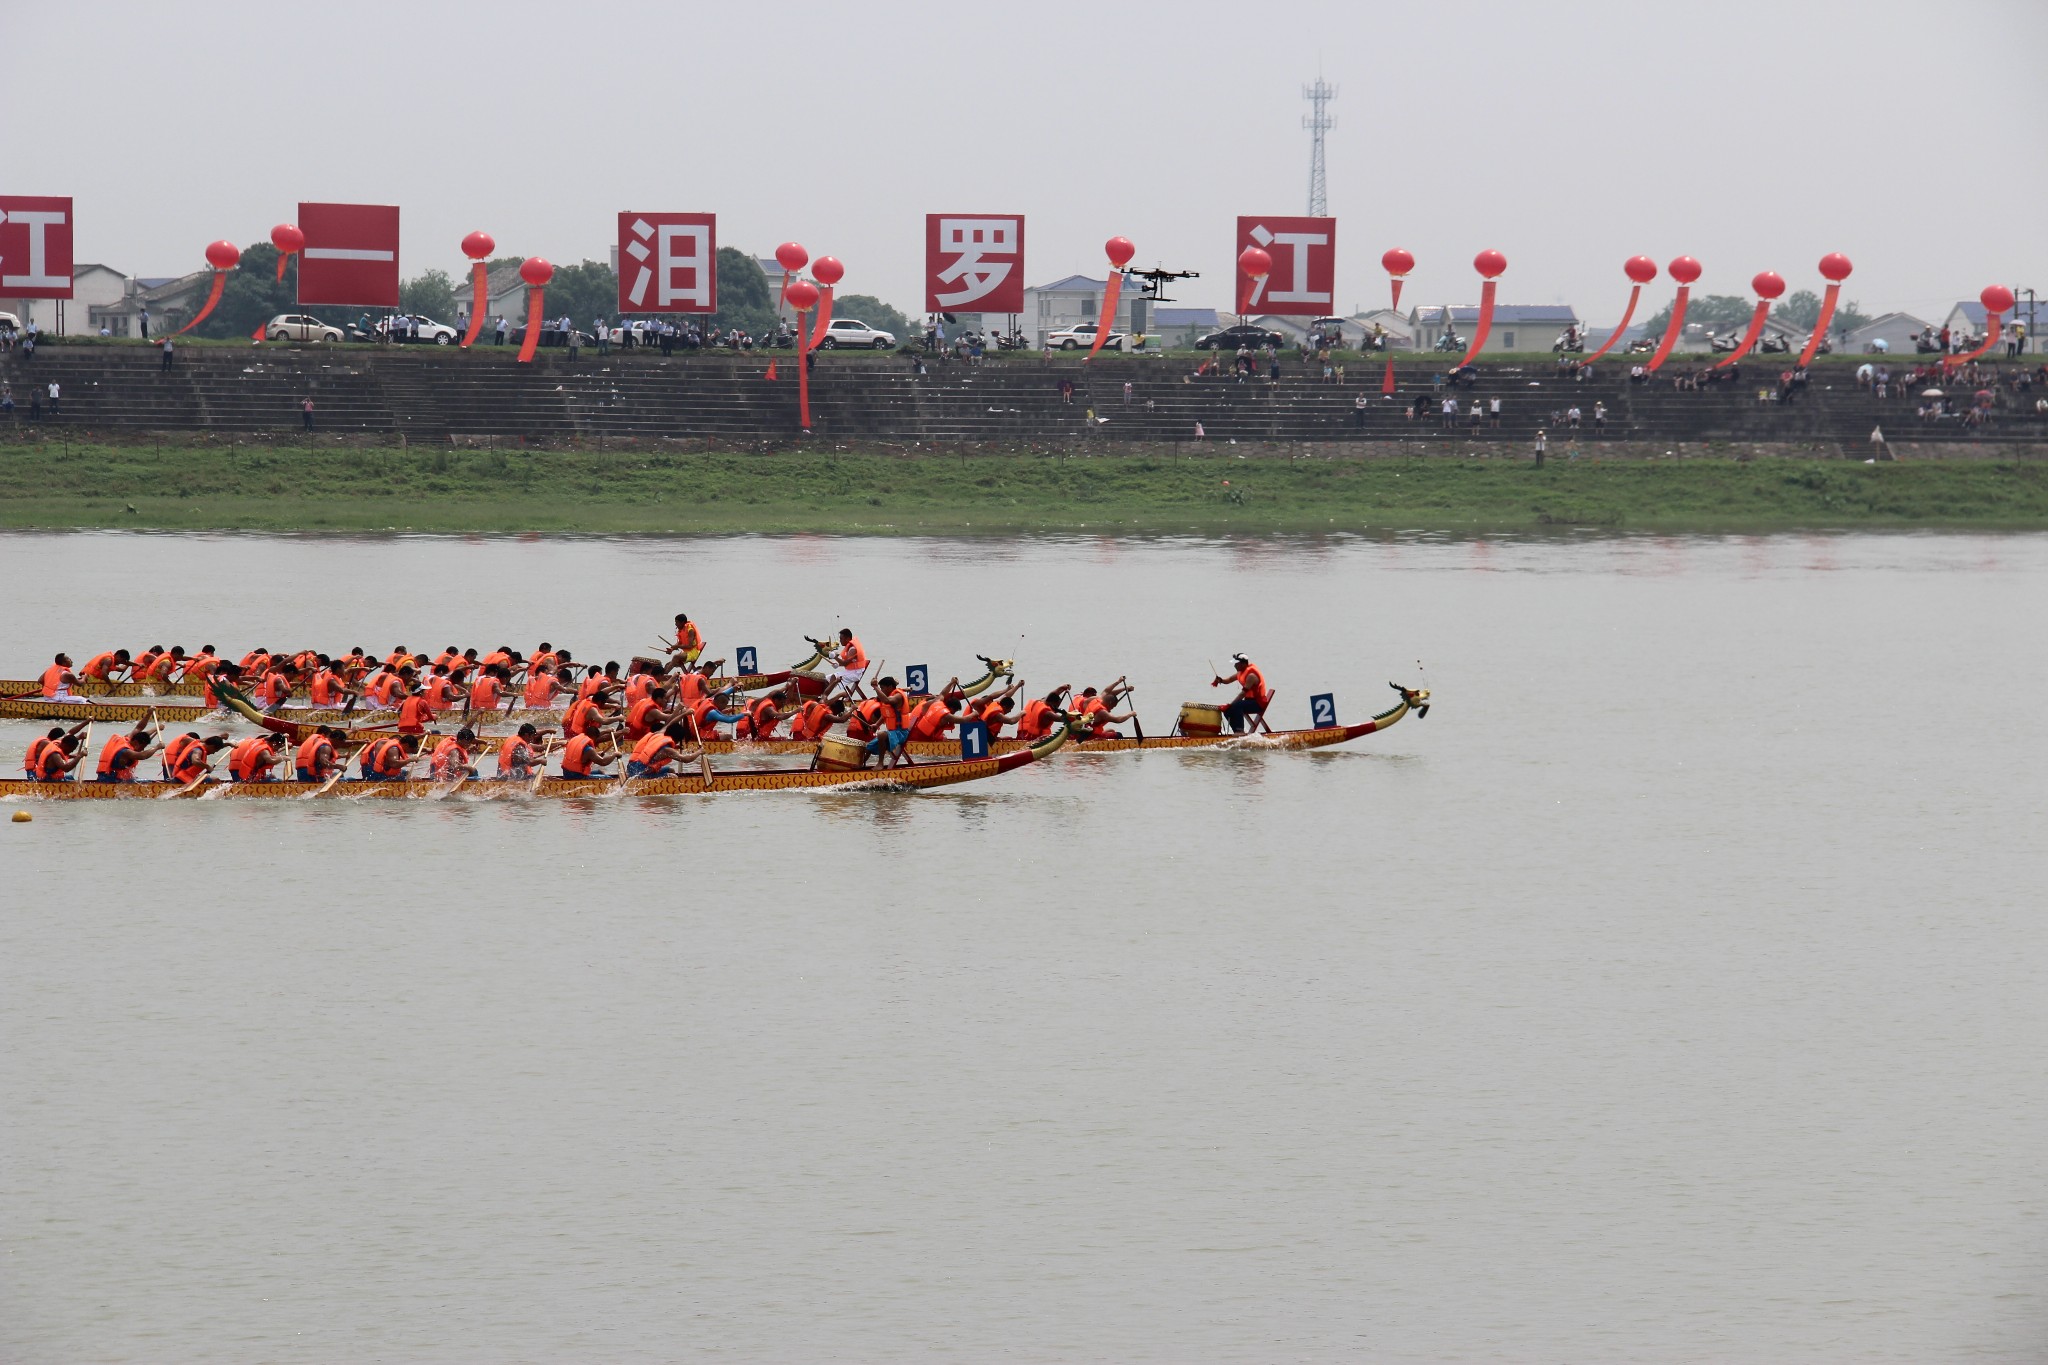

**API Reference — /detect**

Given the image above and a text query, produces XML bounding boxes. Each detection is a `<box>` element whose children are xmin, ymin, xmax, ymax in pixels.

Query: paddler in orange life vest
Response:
<box><xmin>1211</xmin><ymin>653</ymin><xmax>1273</xmax><ymax>734</ymax></box>
<box><xmin>167</xmin><ymin>732</ymin><xmax>229</xmax><ymax>784</ymax></box>
<box><xmin>785</xmin><ymin>694</ymin><xmax>846</xmax><ymax>741</ymax></box>
<box><xmin>826</xmin><ymin>627</ymin><xmax>870</xmax><ymax>699</ymax></box>
<box><xmin>734</xmin><ymin>687</ymin><xmax>795</xmax><ymax>741</ymax></box>
<box><xmin>1013</xmin><ymin>685</ymin><xmax>1072</xmax><ymax>743</ymax></box>
<box><xmin>358</xmin><ymin>734</ymin><xmax>421</xmax><ymax>781</ymax></box>
<box><xmin>30</xmin><ymin>732</ymin><xmax>86</xmax><ymax>781</ymax></box>
<box><xmin>496</xmin><ymin>723</ymin><xmax>547</xmax><ymax>779</ymax></box>
<box><xmin>430</xmin><ymin>727</ymin><xmax>480</xmax><ymax>781</ymax></box>
<box><xmin>1073</xmin><ymin>678</ymin><xmax>1138</xmax><ymax>738</ymax></box>
<box><xmin>95</xmin><ymin>723</ymin><xmax>164</xmax><ymax>783</ymax></box>
<box><xmin>79</xmin><ymin>648</ymin><xmax>136</xmax><ymax>684</ymax></box>
<box><xmin>38</xmin><ymin>653</ymin><xmax>93</xmax><ymax>703</ymax></box>
<box><xmin>667</xmin><ymin>614</ymin><xmax>706</xmax><ymax>667</ymax></box>
<box><xmin>295</xmin><ymin>726</ymin><xmax>346</xmax><ymax>783</ymax></box>
<box><xmin>23</xmin><ymin>721</ymin><xmax>89</xmax><ymax>779</ymax></box>
<box><xmin>226</xmin><ymin>733</ymin><xmax>287</xmax><ymax>783</ymax></box>
<box><xmin>558</xmin><ymin>727</ymin><xmax>618</xmax><ymax>780</ymax></box>
<box><xmin>627</xmin><ymin>720</ymin><xmax>700</xmax><ymax>779</ymax></box>
<box><xmin>851</xmin><ymin>676</ymin><xmax>916</xmax><ymax>765</ymax></box>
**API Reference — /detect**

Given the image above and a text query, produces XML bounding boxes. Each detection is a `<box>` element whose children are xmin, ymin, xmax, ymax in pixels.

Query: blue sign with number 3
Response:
<box><xmin>958</xmin><ymin>720</ymin><xmax>991</xmax><ymax>759</ymax></box>
<box><xmin>736</xmin><ymin>646</ymin><xmax>758</xmax><ymax>676</ymax></box>
<box><xmin>907</xmin><ymin>664</ymin><xmax>930</xmax><ymax>695</ymax></box>
<box><xmin>1309</xmin><ymin>692</ymin><xmax>1336</xmax><ymax>728</ymax></box>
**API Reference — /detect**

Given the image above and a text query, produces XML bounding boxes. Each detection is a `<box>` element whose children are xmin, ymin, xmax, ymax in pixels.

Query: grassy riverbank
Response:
<box><xmin>3</xmin><ymin>440</ymin><xmax>2047</xmax><ymax>534</ymax></box>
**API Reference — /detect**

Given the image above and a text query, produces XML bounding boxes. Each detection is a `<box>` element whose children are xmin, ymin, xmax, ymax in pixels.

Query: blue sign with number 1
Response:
<box><xmin>906</xmin><ymin>664</ymin><xmax>930</xmax><ymax>696</ymax></box>
<box><xmin>1309</xmin><ymin>692</ymin><xmax>1337</xmax><ymax>728</ymax></box>
<box><xmin>958</xmin><ymin>720</ymin><xmax>991</xmax><ymax>759</ymax></box>
<box><xmin>736</xmin><ymin>646</ymin><xmax>758</xmax><ymax>676</ymax></box>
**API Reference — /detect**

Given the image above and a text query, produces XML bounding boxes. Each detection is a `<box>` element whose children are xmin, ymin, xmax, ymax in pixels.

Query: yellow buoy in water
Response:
<box><xmin>11</xmin><ymin>810</ymin><xmax>31</xmax><ymax>822</ymax></box>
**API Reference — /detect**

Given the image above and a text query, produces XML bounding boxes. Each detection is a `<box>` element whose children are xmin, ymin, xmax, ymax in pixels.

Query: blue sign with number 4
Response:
<box><xmin>906</xmin><ymin>664</ymin><xmax>930</xmax><ymax>696</ymax></box>
<box><xmin>958</xmin><ymin>720</ymin><xmax>991</xmax><ymax>759</ymax></box>
<box><xmin>1309</xmin><ymin>692</ymin><xmax>1337</xmax><ymax>728</ymax></box>
<box><xmin>735</xmin><ymin>646</ymin><xmax>758</xmax><ymax>676</ymax></box>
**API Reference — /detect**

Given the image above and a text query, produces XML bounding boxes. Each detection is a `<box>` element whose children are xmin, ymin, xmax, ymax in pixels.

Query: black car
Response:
<box><xmin>1195</xmin><ymin>323</ymin><xmax>1284</xmax><ymax>350</ymax></box>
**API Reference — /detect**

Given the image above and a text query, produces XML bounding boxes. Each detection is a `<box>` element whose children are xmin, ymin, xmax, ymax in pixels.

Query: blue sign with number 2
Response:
<box><xmin>1310</xmin><ymin>693</ymin><xmax>1336</xmax><ymax>728</ymax></box>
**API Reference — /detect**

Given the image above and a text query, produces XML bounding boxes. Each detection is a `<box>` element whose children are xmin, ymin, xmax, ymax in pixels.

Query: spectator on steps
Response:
<box><xmin>1489</xmin><ymin>396</ymin><xmax>1502</xmax><ymax>427</ymax></box>
<box><xmin>302</xmin><ymin>397</ymin><xmax>315</xmax><ymax>432</ymax></box>
<box><xmin>594</xmin><ymin>317</ymin><xmax>610</xmax><ymax>354</ymax></box>
<box><xmin>161</xmin><ymin>337</ymin><xmax>175</xmax><ymax>371</ymax></box>
<box><xmin>1594</xmin><ymin>401</ymin><xmax>1608</xmax><ymax>432</ymax></box>
<box><xmin>1</xmin><ymin>384</ymin><xmax>12</xmax><ymax>417</ymax></box>
<box><xmin>494</xmin><ymin>316</ymin><xmax>507</xmax><ymax>345</ymax></box>
<box><xmin>1354</xmin><ymin>393</ymin><xmax>1368</xmax><ymax>428</ymax></box>
<box><xmin>46</xmin><ymin>381</ymin><xmax>60</xmax><ymax>415</ymax></box>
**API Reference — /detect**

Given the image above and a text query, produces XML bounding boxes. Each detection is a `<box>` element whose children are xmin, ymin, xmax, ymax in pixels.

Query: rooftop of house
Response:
<box><xmin>1411</xmin><ymin>304</ymin><xmax>1581</xmax><ymax>325</ymax></box>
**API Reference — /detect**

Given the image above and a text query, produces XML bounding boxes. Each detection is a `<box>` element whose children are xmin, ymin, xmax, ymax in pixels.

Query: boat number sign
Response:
<box><xmin>736</xmin><ymin>646</ymin><xmax>758</xmax><ymax>676</ymax></box>
<box><xmin>1310</xmin><ymin>693</ymin><xmax>1336</xmax><ymax>727</ymax></box>
<box><xmin>906</xmin><ymin>665</ymin><xmax>929</xmax><ymax>696</ymax></box>
<box><xmin>958</xmin><ymin>721</ymin><xmax>991</xmax><ymax>759</ymax></box>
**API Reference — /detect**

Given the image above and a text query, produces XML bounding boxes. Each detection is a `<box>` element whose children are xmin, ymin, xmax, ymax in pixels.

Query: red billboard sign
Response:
<box><xmin>1235</xmin><ymin>215</ymin><xmax>1336</xmax><ymax>316</ymax></box>
<box><xmin>925</xmin><ymin>213</ymin><xmax>1024</xmax><ymax>314</ymax></box>
<box><xmin>0</xmin><ymin>196</ymin><xmax>75</xmax><ymax>299</ymax></box>
<box><xmin>616</xmin><ymin>211</ymin><xmax>717</xmax><ymax>314</ymax></box>
<box><xmin>297</xmin><ymin>201</ymin><xmax>400</xmax><ymax>307</ymax></box>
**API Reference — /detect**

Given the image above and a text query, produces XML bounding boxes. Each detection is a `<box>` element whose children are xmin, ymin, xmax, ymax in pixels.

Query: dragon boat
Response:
<box><xmin>0</xmin><ymin>721</ymin><xmax>1075</xmax><ymax>801</ymax></box>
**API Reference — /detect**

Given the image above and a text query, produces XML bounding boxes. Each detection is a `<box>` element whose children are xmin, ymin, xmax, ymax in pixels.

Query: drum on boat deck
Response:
<box><xmin>1177</xmin><ymin>702</ymin><xmax>1224</xmax><ymax>737</ymax></box>
<box><xmin>814</xmin><ymin>733</ymin><xmax>870</xmax><ymax>772</ymax></box>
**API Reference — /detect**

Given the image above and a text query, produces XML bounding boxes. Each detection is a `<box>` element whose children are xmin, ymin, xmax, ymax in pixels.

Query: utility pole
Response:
<box><xmin>1303</xmin><ymin>78</ymin><xmax>1336</xmax><ymax>217</ymax></box>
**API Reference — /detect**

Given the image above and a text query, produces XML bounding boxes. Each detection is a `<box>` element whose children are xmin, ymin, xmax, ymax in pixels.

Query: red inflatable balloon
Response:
<box><xmin>1473</xmin><ymin>249</ymin><xmax>1507</xmax><ymax>279</ymax></box>
<box><xmin>1624</xmin><ymin>255</ymin><xmax>1658</xmax><ymax>284</ymax></box>
<box><xmin>775</xmin><ymin>242</ymin><xmax>809</xmax><ymax>273</ymax></box>
<box><xmin>270</xmin><ymin>224</ymin><xmax>304</xmax><ymax>254</ymax></box>
<box><xmin>1818</xmin><ymin>252</ymin><xmax>1853</xmax><ymax>282</ymax></box>
<box><xmin>1238</xmin><ymin>246</ymin><xmax>1273</xmax><ymax>279</ymax></box>
<box><xmin>1381</xmin><ymin>247</ymin><xmax>1414</xmax><ymax>277</ymax></box>
<box><xmin>812</xmin><ymin>256</ymin><xmax>844</xmax><ymax>286</ymax></box>
<box><xmin>205</xmin><ymin>240</ymin><xmax>241</xmax><ymax>271</ymax></box>
<box><xmin>1105</xmin><ymin>236</ymin><xmax>1136</xmax><ymax>267</ymax></box>
<box><xmin>1752</xmin><ymin>270</ymin><xmax>1786</xmax><ymax>300</ymax></box>
<box><xmin>462</xmin><ymin>230</ymin><xmax>496</xmax><ymax>261</ymax></box>
<box><xmin>1668</xmin><ymin>256</ymin><xmax>1702</xmax><ymax>284</ymax></box>
<box><xmin>519</xmin><ymin>256</ymin><xmax>554</xmax><ymax>287</ymax></box>
<box><xmin>1981</xmin><ymin>284</ymin><xmax>2015</xmax><ymax>315</ymax></box>
<box><xmin>785</xmin><ymin>279</ymin><xmax>821</xmax><ymax>311</ymax></box>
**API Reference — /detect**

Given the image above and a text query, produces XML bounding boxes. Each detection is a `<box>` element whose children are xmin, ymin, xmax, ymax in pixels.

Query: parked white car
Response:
<box><xmin>0</xmin><ymin>311</ymin><xmax>23</xmax><ymax>333</ymax></box>
<box><xmin>265</xmin><ymin>313</ymin><xmax>344</xmax><ymax>343</ymax></box>
<box><xmin>1046</xmin><ymin>322</ymin><xmax>1125</xmax><ymax>351</ymax></box>
<box><xmin>379</xmin><ymin>314</ymin><xmax>459</xmax><ymax>344</ymax></box>
<box><xmin>817</xmin><ymin>318</ymin><xmax>896</xmax><ymax>350</ymax></box>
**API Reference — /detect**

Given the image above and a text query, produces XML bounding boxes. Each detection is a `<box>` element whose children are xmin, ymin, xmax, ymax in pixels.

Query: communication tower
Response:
<box><xmin>1303</xmin><ymin>78</ymin><xmax>1337</xmax><ymax>216</ymax></box>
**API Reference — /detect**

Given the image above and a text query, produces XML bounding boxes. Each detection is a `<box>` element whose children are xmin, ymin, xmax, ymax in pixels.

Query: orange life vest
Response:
<box><xmin>422</xmin><ymin>674</ymin><xmax>458</xmax><ymax>709</ymax></box>
<box><xmin>40</xmin><ymin>663</ymin><xmax>70</xmax><ymax>697</ymax></box>
<box><xmin>522</xmin><ymin>671</ymin><xmax>557</xmax><ymax>709</ymax></box>
<box><xmin>838</xmin><ymin>636</ymin><xmax>868</xmax><ymax>669</ymax></box>
<box><xmin>24</xmin><ymin>736</ymin><xmax>52</xmax><ymax>777</ymax></box>
<box><xmin>980</xmin><ymin>702</ymin><xmax>1011</xmax><ymax>736</ymax></box>
<box><xmin>740</xmin><ymin>696</ymin><xmax>779</xmax><ymax>740</ymax></box>
<box><xmin>624</xmin><ymin>673</ymin><xmax>655</xmax><ymax>708</ymax></box>
<box><xmin>295</xmin><ymin>733</ymin><xmax>335</xmax><ymax>778</ymax></box>
<box><xmin>1016</xmin><ymin>699</ymin><xmax>1055</xmax><ymax>741</ymax></box>
<box><xmin>564</xmin><ymin>698</ymin><xmax>603</xmax><ymax>737</ymax></box>
<box><xmin>788</xmin><ymin>700</ymin><xmax>833</xmax><ymax>740</ymax></box>
<box><xmin>674</xmin><ymin>671</ymin><xmax>710</xmax><ymax>704</ymax></box>
<box><xmin>469</xmin><ymin>673</ymin><xmax>504</xmax><ymax>710</ymax></box>
<box><xmin>625</xmin><ymin>696</ymin><xmax>663</xmax><ymax>740</ymax></box>
<box><xmin>309</xmin><ymin>669</ymin><xmax>345</xmax><ymax>706</ymax></box>
<box><xmin>160</xmin><ymin>732</ymin><xmax>198</xmax><ymax>779</ymax></box>
<box><xmin>629</xmin><ymin>731</ymin><xmax>673</xmax><ymax>773</ymax></box>
<box><xmin>1234</xmin><ymin>663</ymin><xmax>1270</xmax><ymax>707</ymax></box>
<box><xmin>169</xmin><ymin>738</ymin><xmax>211</xmax><ymax>782</ymax></box>
<box><xmin>907</xmin><ymin>699</ymin><xmax>954</xmax><ymax>741</ymax></box>
<box><xmin>430</xmin><ymin>736</ymin><xmax>470</xmax><ymax>780</ymax></box>
<box><xmin>676</xmin><ymin>621</ymin><xmax>703</xmax><ymax>653</ymax></box>
<box><xmin>97</xmin><ymin>734</ymin><xmax>142</xmax><ymax>780</ymax></box>
<box><xmin>561</xmin><ymin>733</ymin><xmax>599</xmax><ymax>776</ymax></box>
<box><xmin>396</xmin><ymin>694</ymin><xmax>435</xmax><ymax>735</ymax></box>
<box><xmin>576</xmin><ymin>673</ymin><xmax>604</xmax><ymax>703</ymax></box>
<box><xmin>228</xmin><ymin>737</ymin><xmax>277</xmax><ymax>782</ymax></box>
<box><xmin>361</xmin><ymin>738</ymin><xmax>407</xmax><ymax>777</ymax></box>
<box><xmin>81</xmin><ymin>652</ymin><xmax>122</xmax><ymax>680</ymax></box>
<box><xmin>497</xmin><ymin>735</ymin><xmax>534</xmax><ymax>777</ymax></box>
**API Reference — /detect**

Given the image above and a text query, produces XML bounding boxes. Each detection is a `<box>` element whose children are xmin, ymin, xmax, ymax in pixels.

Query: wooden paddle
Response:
<box><xmin>683</xmin><ymin>708</ymin><xmax>715</xmax><ymax>793</ymax></box>
<box><xmin>526</xmin><ymin>735</ymin><xmax>558</xmax><ymax>795</ymax></box>
<box><xmin>316</xmin><ymin>739</ymin><xmax>378</xmax><ymax>796</ymax></box>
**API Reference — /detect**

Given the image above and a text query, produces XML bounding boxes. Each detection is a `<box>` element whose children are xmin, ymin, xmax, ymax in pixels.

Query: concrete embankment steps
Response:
<box><xmin>1</xmin><ymin>344</ymin><xmax>2038</xmax><ymax>450</ymax></box>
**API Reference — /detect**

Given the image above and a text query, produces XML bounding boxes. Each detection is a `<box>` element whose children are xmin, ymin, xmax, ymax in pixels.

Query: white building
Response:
<box><xmin>1841</xmin><ymin>311</ymin><xmax>1931</xmax><ymax>355</ymax></box>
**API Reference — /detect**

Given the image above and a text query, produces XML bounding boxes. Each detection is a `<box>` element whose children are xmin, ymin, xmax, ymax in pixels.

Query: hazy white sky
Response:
<box><xmin>15</xmin><ymin>0</ymin><xmax>2045</xmax><ymax>321</ymax></box>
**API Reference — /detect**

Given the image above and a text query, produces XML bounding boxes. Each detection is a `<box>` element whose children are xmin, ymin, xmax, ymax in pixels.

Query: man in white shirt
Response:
<box><xmin>594</xmin><ymin>317</ymin><xmax>609</xmax><ymax>354</ymax></box>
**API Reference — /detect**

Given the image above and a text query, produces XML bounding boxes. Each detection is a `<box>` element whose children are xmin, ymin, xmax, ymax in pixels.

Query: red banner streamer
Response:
<box><xmin>809</xmin><ymin>286</ymin><xmax>835</xmax><ymax>351</ymax></box>
<box><xmin>461</xmin><ymin>263</ymin><xmax>489</xmax><ymax>348</ymax></box>
<box><xmin>1452</xmin><ymin>280</ymin><xmax>1496</xmax><ymax>368</ymax></box>
<box><xmin>1085</xmin><ymin>271</ymin><xmax>1123</xmax><ymax>362</ymax></box>
<box><xmin>517</xmin><ymin>288</ymin><xmax>545</xmax><ymax>363</ymax></box>
<box><xmin>173</xmin><ymin>271</ymin><xmax>227</xmax><ymax>337</ymax></box>
<box><xmin>275</xmin><ymin>253</ymin><xmax>291</xmax><ymax>282</ymax></box>
<box><xmin>797</xmin><ymin>310</ymin><xmax>813</xmax><ymax>429</ymax></box>
<box><xmin>1713</xmin><ymin>301</ymin><xmax>1772</xmax><ymax>369</ymax></box>
<box><xmin>1582</xmin><ymin>286</ymin><xmax>1642</xmax><ymax>366</ymax></box>
<box><xmin>1795</xmin><ymin>283</ymin><xmax>1841</xmax><ymax>369</ymax></box>
<box><xmin>1945</xmin><ymin>312</ymin><xmax>2003</xmax><ymax>370</ymax></box>
<box><xmin>1645</xmin><ymin>287</ymin><xmax>1691</xmax><ymax>373</ymax></box>
<box><xmin>1383</xmin><ymin>274</ymin><xmax>1404</xmax><ymax>394</ymax></box>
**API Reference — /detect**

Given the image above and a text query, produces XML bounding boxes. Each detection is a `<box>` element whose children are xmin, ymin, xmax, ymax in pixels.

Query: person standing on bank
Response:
<box><xmin>494</xmin><ymin>315</ymin><xmax>507</xmax><ymax>345</ymax></box>
<box><xmin>301</xmin><ymin>397</ymin><xmax>315</xmax><ymax>432</ymax></box>
<box><xmin>161</xmin><ymin>337</ymin><xmax>175</xmax><ymax>371</ymax></box>
<box><xmin>139</xmin><ymin>305</ymin><xmax>150</xmax><ymax>339</ymax></box>
<box><xmin>1354</xmin><ymin>393</ymin><xmax>1367</xmax><ymax>428</ymax></box>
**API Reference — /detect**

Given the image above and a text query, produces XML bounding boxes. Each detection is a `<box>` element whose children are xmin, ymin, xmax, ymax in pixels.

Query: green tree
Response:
<box><xmin>191</xmin><ymin>242</ymin><xmax>296</xmax><ymax>339</ymax></box>
<box><xmin>707</xmin><ymin>246</ymin><xmax>775</xmax><ymax>337</ymax></box>
<box><xmin>831</xmin><ymin>292</ymin><xmax>913</xmax><ymax>340</ymax></box>
<box><xmin>1774</xmin><ymin>290</ymin><xmax>1822</xmax><ymax>330</ymax></box>
<box><xmin>399</xmin><ymin>268</ymin><xmax>457</xmax><ymax>320</ymax></box>
<box><xmin>1633</xmin><ymin>293</ymin><xmax>1759</xmax><ymax>342</ymax></box>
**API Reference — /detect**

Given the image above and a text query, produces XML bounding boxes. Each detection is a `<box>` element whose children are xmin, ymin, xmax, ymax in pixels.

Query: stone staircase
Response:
<box><xmin>2</xmin><ymin>343</ymin><xmax>2040</xmax><ymax>450</ymax></box>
